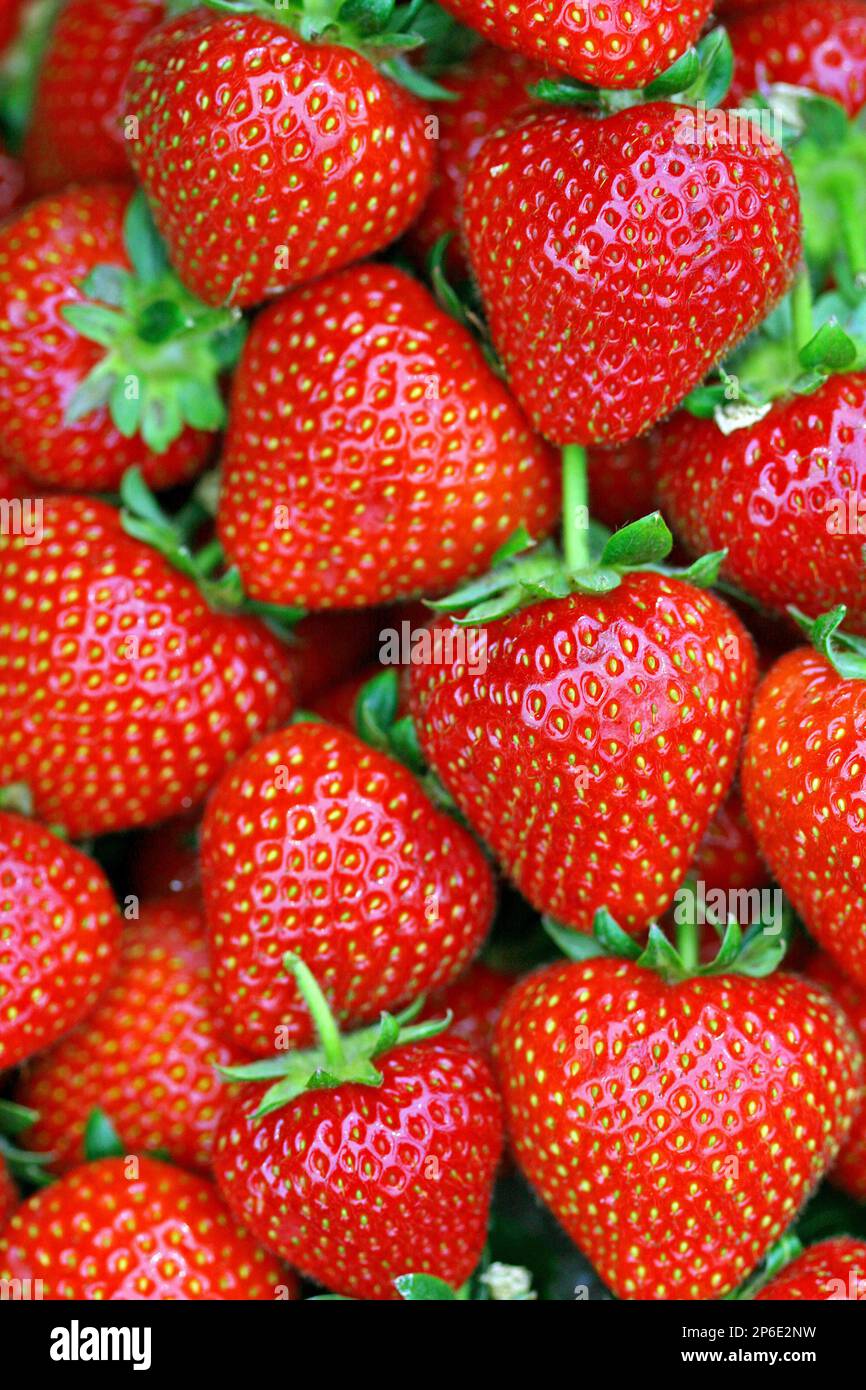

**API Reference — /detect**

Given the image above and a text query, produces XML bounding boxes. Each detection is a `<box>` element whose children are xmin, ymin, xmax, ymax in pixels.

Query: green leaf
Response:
<box><xmin>338</xmin><ymin>0</ymin><xmax>395</xmax><ymax>35</ymax></box>
<box><xmin>490</xmin><ymin>525</ymin><xmax>536</xmax><ymax>568</ymax></box>
<box><xmin>389</xmin><ymin>715</ymin><xmax>426</xmax><ymax>775</ymax></box>
<box><xmin>681</xmin><ymin>383</ymin><xmax>731</xmax><ymax>418</ymax></box>
<box><xmin>380</xmin><ymin>53</ymin><xmax>454</xmax><ymax>100</ymax></box>
<box><xmin>683</xmin><ymin>27</ymin><xmax>734</xmax><ymax>109</ymax></box>
<box><xmin>644</xmin><ymin>45</ymin><xmax>701</xmax><ymax>98</ymax></box>
<box><xmin>123</xmin><ymin>190</ymin><xmax>170</xmax><ymax>284</ymax></box>
<box><xmin>798</xmin><ymin>319</ymin><xmax>858</xmax><ymax>372</ymax></box>
<box><xmin>62</xmin><ymin>302</ymin><xmax>125</xmax><ymax>347</ymax></box>
<box><xmin>80</xmin><ymin>263</ymin><xmax>134</xmax><ymax>308</ymax></box>
<box><xmin>395</xmin><ymin>1273</ymin><xmax>458</xmax><ymax>1300</ymax></box>
<box><xmin>528</xmin><ymin>76</ymin><xmax>599</xmax><ymax>106</ymax></box>
<box><xmin>601</xmin><ymin>512</ymin><xmax>672</xmax><ymax>569</ymax></box>
<box><xmin>0</xmin><ymin>1098</ymin><xmax>38</xmax><ymax>1138</ymax></box>
<box><xmin>354</xmin><ymin>669</ymin><xmax>399</xmax><ymax>749</ymax></box>
<box><xmin>64</xmin><ymin>369</ymin><xmax>116</xmax><ymax>423</ymax></box>
<box><xmin>83</xmin><ymin>1109</ymin><xmax>125</xmax><ymax>1162</ymax></box>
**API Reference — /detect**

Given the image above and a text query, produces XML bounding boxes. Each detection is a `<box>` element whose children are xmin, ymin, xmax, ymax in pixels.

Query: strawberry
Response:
<box><xmin>420</xmin><ymin>961</ymin><xmax>513</xmax><ymax>1057</ymax></box>
<box><xmin>0</xmin><ymin>810</ymin><xmax>120</xmax><ymax>1070</ymax></box>
<box><xmin>124</xmin><ymin>8</ymin><xmax>436</xmax><ymax>309</ymax></box>
<box><xmin>726</xmin><ymin>1</ymin><xmax>866</xmax><ymax>118</ymax></box>
<box><xmin>0</xmin><ymin>137</ymin><xmax>23</xmax><ymax>221</ymax></box>
<box><xmin>0</xmin><ymin>495</ymin><xmax>295</xmax><ymax>838</ymax></box>
<box><xmin>16</xmin><ymin>896</ymin><xmax>246</xmax><ymax>1174</ymax></box>
<box><xmin>0</xmin><ymin>0</ymin><xmax>24</xmax><ymax>55</ymax></box>
<box><xmin>587</xmin><ymin>438</ymin><xmax>658</xmax><ymax>533</ymax></box>
<box><xmin>0</xmin><ymin>184</ymin><xmax>243</xmax><ymax>490</ymax></box>
<box><xmin>806</xmin><ymin>952</ymin><xmax>866</xmax><ymax>1202</ymax></box>
<box><xmin>216</xmin><ymin>263</ymin><xmax>560</xmax><ymax>609</ymax></box>
<box><xmin>24</xmin><ymin>0</ymin><xmax>167</xmax><ymax>193</ymax></box>
<box><xmin>310</xmin><ymin>663</ymin><xmax>385</xmax><ymax>730</ymax></box>
<box><xmin>742</xmin><ymin>612</ymin><xmax>866</xmax><ymax>989</ymax></box>
<box><xmin>403</xmin><ymin>46</ymin><xmax>542</xmax><ymax>281</ymax></box>
<box><xmin>0</xmin><ymin>455</ymin><xmax>36</xmax><ymax>500</ymax></box>
<box><xmin>755</xmin><ymin>1238</ymin><xmax>866</xmax><ymax>1299</ymax></box>
<box><xmin>214</xmin><ymin>954</ymin><xmax>503</xmax><ymax>1299</ymax></box>
<box><xmin>0</xmin><ymin>1156</ymin><xmax>295</xmax><ymax>1299</ymax></box>
<box><xmin>0</xmin><ymin>1156</ymin><xmax>15</xmax><ymax>1226</ymax></box>
<box><xmin>494</xmin><ymin>922</ymin><xmax>864</xmax><ymax>1300</ymax></box>
<box><xmin>201</xmin><ymin>720</ymin><xmax>494</xmax><ymax>1054</ymax></box>
<box><xmin>463</xmin><ymin>101</ymin><xmax>801</xmax><ymax>447</ymax></box>
<box><xmin>435</xmin><ymin>0</ymin><xmax>713</xmax><ymax>88</ymax></box>
<box><xmin>292</xmin><ymin>610</ymin><xmax>383</xmax><ymax>703</ymax></box>
<box><xmin>691</xmin><ymin>788</ymin><xmax>769</xmax><ymax>896</ymax></box>
<box><xmin>130</xmin><ymin>814</ymin><xmax>201</xmax><ymax>899</ymax></box>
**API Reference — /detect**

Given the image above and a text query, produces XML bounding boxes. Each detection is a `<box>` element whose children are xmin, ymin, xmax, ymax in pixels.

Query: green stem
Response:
<box><xmin>195</xmin><ymin>537</ymin><xmax>224</xmax><ymax>578</ymax></box>
<box><xmin>561</xmin><ymin>444</ymin><xmax>589</xmax><ymax>573</ymax></box>
<box><xmin>284</xmin><ymin>954</ymin><xmax>346</xmax><ymax>1070</ymax></box>
<box><xmin>790</xmin><ymin>270</ymin><xmax>814</xmax><ymax>355</ymax></box>
<box><xmin>675</xmin><ymin>915</ymin><xmax>700</xmax><ymax>974</ymax></box>
<box><xmin>831</xmin><ymin>173</ymin><xmax>866</xmax><ymax>286</ymax></box>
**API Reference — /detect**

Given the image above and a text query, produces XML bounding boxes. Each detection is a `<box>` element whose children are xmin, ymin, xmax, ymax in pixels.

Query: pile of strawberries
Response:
<box><xmin>2</xmin><ymin>0</ymin><xmax>866</xmax><ymax>1305</ymax></box>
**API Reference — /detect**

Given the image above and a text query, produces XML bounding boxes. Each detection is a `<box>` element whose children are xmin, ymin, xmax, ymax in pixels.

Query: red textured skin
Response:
<box><xmin>656</xmin><ymin>378</ymin><xmax>866</xmax><ymax>632</ymax></box>
<box><xmin>130</xmin><ymin>814</ymin><xmax>201</xmax><ymax>899</ymax></box>
<box><xmin>0</xmin><ymin>139</ymin><xmax>23</xmax><ymax>221</ymax></box>
<box><xmin>421</xmin><ymin>961</ymin><xmax>514</xmax><ymax>1057</ymax></box>
<box><xmin>588</xmin><ymin>436</ymin><xmax>658</xmax><ymax>532</ymax></box>
<box><xmin>218</xmin><ymin>264</ymin><xmax>560</xmax><ymax>608</ymax></box>
<box><xmin>214</xmin><ymin>1039</ymin><xmax>503</xmax><ymax>1299</ymax></box>
<box><xmin>495</xmin><ymin>958</ymin><xmax>863</xmax><ymax>1300</ymax></box>
<box><xmin>726</xmin><ymin>1</ymin><xmax>866</xmax><ymax>117</ymax></box>
<box><xmin>0</xmin><ymin>497</ymin><xmax>295</xmax><ymax>838</ymax></box>
<box><xmin>201</xmin><ymin>722</ymin><xmax>495</xmax><ymax>1053</ymax></box>
<box><xmin>756</xmin><ymin>1238</ymin><xmax>866</xmax><ymax>1299</ymax></box>
<box><xmin>0</xmin><ymin>455</ymin><xmax>36</xmax><ymax>499</ymax></box>
<box><xmin>743</xmin><ymin>650</ymin><xmax>866</xmax><ymax>988</ymax></box>
<box><xmin>16</xmin><ymin>897</ymin><xmax>246</xmax><ymax>1173</ymax></box>
<box><xmin>24</xmin><ymin>0</ymin><xmax>166</xmax><ymax>193</ymax></box>
<box><xmin>403</xmin><ymin>47</ymin><xmax>543</xmax><ymax>281</ymax></box>
<box><xmin>435</xmin><ymin>0</ymin><xmax>713</xmax><ymax>87</ymax></box>
<box><xmin>0</xmin><ymin>1157</ymin><xmax>16</xmax><ymax>1227</ymax></box>
<box><xmin>0</xmin><ymin>185</ymin><xmax>212</xmax><ymax>490</ymax></box>
<box><xmin>0</xmin><ymin>812</ymin><xmax>120</xmax><ymax>1070</ymax></box>
<box><xmin>411</xmin><ymin>574</ymin><xmax>757</xmax><ymax>934</ymax></box>
<box><xmin>806</xmin><ymin>953</ymin><xmax>866</xmax><ymax>1202</ymax></box>
<box><xmin>125</xmin><ymin>13</ymin><xmax>434</xmax><ymax>308</ymax></box>
<box><xmin>464</xmin><ymin>103</ymin><xmax>801</xmax><ymax>446</ymax></box>
<box><xmin>0</xmin><ymin>0</ymin><xmax>24</xmax><ymax>55</ymax></box>
<box><xmin>692</xmin><ymin>788</ymin><xmax>769</xmax><ymax>894</ymax></box>
<box><xmin>0</xmin><ymin>1157</ymin><xmax>294</xmax><ymax>1299</ymax></box>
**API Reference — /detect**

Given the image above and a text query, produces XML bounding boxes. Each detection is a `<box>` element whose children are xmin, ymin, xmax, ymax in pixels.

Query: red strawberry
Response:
<box><xmin>0</xmin><ymin>1156</ymin><xmax>15</xmax><ymax>1226</ymax></box>
<box><xmin>463</xmin><ymin>103</ymin><xmax>801</xmax><ymax>447</ymax></box>
<box><xmin>216</xmin><ymin>263</ymin><xmax>560</xmax><ymax>609</ymax></box>
<box><xmin>201</xmin><ymin>721</ymin><xmax>494</xmax><ymax>1054</ymax></box>
<box><xmin>0</xmin><ymin>137</ymin><xmax>23</xmax><ymax>221</ymax></box>
<box><xmin>495</xmin><ymin>947</ymin><xmax>863</xmax><ymax>1300</ymax></box>
<box><xmin>124</xmin><ymin>10</ymin><xmax>435</xmax><ymax>308</ymax></box>
<box><xmin>691</xmin><ymin>788</ymin><xmax>769</xmax><ymax>895</ymax></box>
<box><xmin>0</xmin><ymin>185</ymin><xmax>240</xmax><ymax>490</ymax></box>
<box><xmin>310</xmin><ymin>663</ymin><xmax>384</xmax><ymax>730</ymax></box>
<box><xmin>0</xmin><ymin>455</ymin><xmax>37</xmax><ymax>500</ymax></box>
<box><xmin>436</xmin><ymin>0</ymin><xmax>713</xmax><ymax>88</ymax></box>
<box><xmin>755</xmin><ymin>1238</ymin><xmax>866</xmax><ymax>1299</ymax></box>
<box><xmin>130</xmin><ymin>814</ymin><xmax>201</xmax><ymax>900</ymax></box>
<box><xmin>0</xmin><ymin>496</ymin><xmax>295</xmax><ymax>838</ymax></box>
<box><xmin>0</xmin><ymin>810</ymin><xmax>120</xmax><ymax>1070</ymax></box>
<box><xmin>16</xmin><ymin>896</ymin><xmax>246</xmax><ymax>1174</ymax></box>
<box><xmin>588</xmin><ymin>438</ymin><xmax>659</xmax><ymax>533</ymax></box>
<box><xmin>420</xmin><ymin>961</ymin><xmax>513</xmax><ymax>1057</ymax></box>
<box><xmin>655</xmin><ymin>377</ymin><xmax>866</xmax><ymax>633</ymax></box>
<box><xmin>0</xmin><ymin>1156</ymin><xmax>295</xmax><ymax>1299</ymax></box>
<box><xmin>726</xmin><ymin>1</ymin><xmax>866</xmax><ymax>118</ymax></box>
<box><xmin>0</xmin><ymin>0</ymin><xmax>24</xmax><ymax>55</ymax></box>
<box><xmin>806</xmin><ymin>952</ymin><xmax>866</xmax><ymax>1202</ymax></box>
<box><xmin>24</xmin><ymin>0</ymin><xmax>167</xmax><ymax>193</ymax></box>
<box><xmin>292</xmin><ymin>610</ymin><xmax>383</xmax><ymax>703</ymax></box>
<box><xmin>214</xmin><ymin>955</ymin><xmax>503</xmax><ymax>1299</ymax></box>
<box><xmin>403</xmin><ymin>46</ymin><xmax>542</xmax><ymax>281</ymax></box>
<box><xmin>411</xmin><ymin>572</ymin><xmax>757</xmax><ymax>934</ymax></box>
<box><xmin>742</xmin><ymin>620</ymin><xmax>866</xmax><ymax>988</ymax></box>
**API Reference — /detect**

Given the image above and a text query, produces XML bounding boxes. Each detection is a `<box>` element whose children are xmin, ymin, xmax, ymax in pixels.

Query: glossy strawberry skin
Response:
<box><xmin>806</xmin><ymin>952</ymin><xmax>866</xmax><ymax>1202</ymax></box>
<box><xmin>464</xmin><ymin>103</ymin><xmax>801</xmax><ymax>447</ymax></box>
<box><xmin>726</xmin><ymin>1</ymin><xmax>866</xmax><ymax>117</ymax></box>
<box><xmin>0</xmin><ymin>812</ymin><xmax>120</xmax><ymax>1070</ymax></box>
<box><xmin>0</xmin><ymin>1157</ymin><xmax>16</xmax><ymax>1226</ymax></box>
<box><xmin>217</xmin><ymin>264</ymin><xmax>560</xmax><ymax>609</ymax></box>
<box><xmin>24</xmin><ymin>0</ymin><xmax>166</xmax><ymax>193</ymax></box>
<box><xmin>756</xmin><ymin>1238</ymin><xmax>866</xmax><ymax>1300</ymax></box>
<box><xmin>214</xmin><ymin>1039</ymin><xmax>503</xmax><ymax>1299</ymax></box>
<box><xmin>0</xmin><ymin>1156</ymin><xmax>294</xmax><ymax>1300</ymax></box>
<box><xmin>16</xmin><ymin>897</ymin><xmax>246</xmax><ymax>1174</ymax></box>
<box><xmin>743</xmin><ymin>649</ymin><xmax>866</xmax><ymax>988</ymax></box>
<box><xmin>495</xmin><ymin>957</ymin><xmax>863</xmax><ymax>1300</ymax></box>
<box><xmin>411</xmin><ymin>574</ymin><xmax>757</xmax><ymax>934</ymax></box>
<box><xmin>124</xmin><ymin>12</ymin><xmax>434</xmax><ymax>308</ymax></box>
<box><xmin>691</xmin><ymin>788</ymin><xmax>769</xmax><ymax>895</ymax></box>
<box><xmin>655</xmin><ymin>378</ymin><xmax>866</xmax><ymax>633</ymax></box>
<box><xmin>0</xmin><ymin>185</ymin><xmax>211</xmax><ymax>490</ymax></box>
<box><xmin>0</xmin><ymin>497</ymin><xmax>295</xmax><ymax>838</ymax></box>
<box><xmin>201</xmin><ymin>722</ymin><xmax>495</xmax><ymax>1054</ymax></box>
<box><xmin>436</xmin><ymin>0</ymin><xmax>713</xmax><ymax>87</ymax></box>
<box><xmin>403</xmin><ymin>47</ymin><xmax>542</xmax><ymax>281</ymax></box>
<box><xmin>0</xmin><ymin>138</ymin><xmax>23</xmax><ymax>221</ymax></box>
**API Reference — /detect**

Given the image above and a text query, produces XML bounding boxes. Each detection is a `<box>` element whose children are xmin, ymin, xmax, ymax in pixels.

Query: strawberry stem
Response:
<box><xmin>283</xmin><ymin>952</ymin><xmax>346</xmax><ymax>1071</ymax></box>
<box><xmin>790</xmin><ymin>270</ymin><xmax>814</xmax><ymax>355</ymax></box>
<box><xmin>831</xmin><ymin>172</ymin><xmax>866</xmax><ymax>288</ymax></box>
<box><xmin>561</xmin><ymin>444</ymin><xmax>589</xmax><ymax>573</ymax></box>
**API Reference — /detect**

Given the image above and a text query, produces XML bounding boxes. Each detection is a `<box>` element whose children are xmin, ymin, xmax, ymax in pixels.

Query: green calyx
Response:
<box><xmin>0</xmin><ymin>782</ymin><xmax>35</xmax><ymax>817</ymax></box>
<box><xmin>351</xmin><ymin>668</ymin><xmax>465</xmax><ymax>818</ymax></box>
<box><xmin>217</xmin><ymin>954</ymin><xmax>451</xmax><ymax>1118</ymax></box>
<box><xmin>0</xmin><ymin>1099</ymin><xmax>54</xmax><ymax>1189</ymax></box>
<box><xmin>530</xmin><ymin>27</ymin><xmax>733</xmax><ymax>111</ymax></box>
<box><xmin>790</xmin><ymin>604</ymin><xmax>866</xmax><ymax>681</ymax></box>
<box><xmin>728</xmin><ymin>1234</ymin><xmax>803</xmax><ymax>1301</ymax></box>
<box><xmin>63</xmin><ymin>193</ymin><xmax>244</xmax><ymax>453</ymax></box>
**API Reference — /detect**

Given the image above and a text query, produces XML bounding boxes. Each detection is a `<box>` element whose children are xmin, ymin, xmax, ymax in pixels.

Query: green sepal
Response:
<box><xmin>789</xmin><ymin>604</ymin><xmax>866</xmax><ymax>681</ymax></box>
<box><xmin>798</xmin><ymin>319</ymin><xmax>859</xmax><ymax>374</ymax></box>
<box><xmin>642</xmin><ymin>46</ymin><xmax>701</xmax><ymax>99</ymax></box>
<box><xmin>531</xmin><ymin>27</ymin><xmax>732</xmax><ymax>109</ymax></box>
<box><xmin>83</xmin><ymin>1109</ymin><xmax>125</xmax><ymax>1162</ymax></box>
<box><xmin>0</xmin><ymin>1100</ymin><xmax>55</xmax><ymax>1186</ymax></box>
<box><xmin>354</xmin><ymin>668</ymin><xmax>400</xmax><ymax>751</ymax></box>
<box><xmin>600</xmin><ymin>512</ymin><xmax>672</xmax><ymax>569</ymax></box>
<box><xmin>727</xmin><ymin>1233</ymin><xmax>804</xmax><ymax>1301</ymax></box>
<box><xmin>528</xmin><ymin>76</ymin><xmax>601</xmax><ymax>108</ymax></box>
<box><xmin>0</xmin><ymin>782</ymin><xmax>35</xmax><ymax>817</ymax></box>
<box><xmin>541</xmin><ymin>916</ymin><xmax>606</xmax><ymax>963</ymax></box>
<box><xmin>671</xmin><ymin>27</ymin><xmax>733</xmax><ymax>110</ymax></box>
<box><xmin>395</xmin><ymin>1274</ymin><xmax>459</xmax><ymax>1300</ymax></box>
<box><xmin>428</xmin><ymin>235</ymin><xmax>502</xmax><ymax>374</ymax></box>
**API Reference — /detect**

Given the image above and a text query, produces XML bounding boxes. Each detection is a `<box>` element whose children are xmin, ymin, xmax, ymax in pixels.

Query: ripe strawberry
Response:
<box><xmin>0</xmin><ymin>184</ymin><xmax>241</xmax><ymax>490</ymax></box>
<box><xmin>806</xmin><ymin>952</ymin><xmax>866</xmax><ymax>1202</ymax></box>
<box><xmin>420</xmin><ymin>961</ymin><xmax>513</xmax><ymax>1057</ymax></box>
<box><xmin>217</xmin><ymin>263</ymin><xmax>559</xmax><ymax>609</ymax></box>
<box><xmin>201</xmin><ymin>721</ymin><xmax>494</xmax><ymax>1054</ymax></box>
<box><xmin>124</xmin><ymin>9</ymin><xmax>435</xmax><ymax>308</ymax></box>
<box><xmin>0</xmin><ymin>1156</ymin><xmax>15</xmax><ymax>1226</ymax></box>
<box><xmin>436</xmin><ymin>0</ymin><xmax>713</xmax><ymax>88</ymax></box>
<box><xmin>495</xmin><ymin>944</ymin><xmax>863</xmax><ymax>1300</ymax></box>
<box><xmin>463</xmin><ymin>102</ymin><xmax>801</xmax><ymax>446</ymax></box>
<box><xmin>0</xmin><ymin>455</ymin><xmax>36</xmax><ymax>500</ymax></box>
<box><xmin>130</xmin><ymin>814</ymin><xmax>201</xmax><ymax>899</ymax></box>
<box><xmin>310</xmin><ymin>663</ymin><xmax>384</xmax><ymax>730</ymax></box>
<box><xmin>403</xmin><ymin>46</ymin><xmax>542</xmax><ymax>281</ymax></box>
<box><xmin>755</xmin><ymin>1238</ymin><xmax>866</xmax><ymax>1299</ymax></box>
<box><xmin>0</xmin><ymin>1156</ymin><xmax>295</xmax><ymax>1299</ymax></box>
<box><xmin>0</xmin><ymin>138</ymin><xmax>23</xmax><ymax>221</ymax></box>
<box><xmin>0</xmin><ymin>810</ymin><xmax>120</xmax><ymax>1070</ymax></box>
<box><xmin>16</xmin><ymin>896</ymin><xmax>246</xmax><ymax>1174</ymax></box>
<box><xmin>214</xmin><ymin>955</ymin><xmax>503</xmax><ymax>1299</ymax></box>
<box><xmin>0</xmin><ymin>0</ymin><xmax>24</xmax><ymax>55</ymax></box>
<box><xmin>24</xmin><ymin>0</ymin><xmax>167</xmax><ymax>193</ymax></box>
<box><xmin>588</xmin><ymin>438</ymin><xmax>658</xmax><ymax>533</ymax></box>
<box><xmin>411</xmin><ymin>571</ymin><xmax>757</xmax><ymax>934</ymax></box>
<box><xmin>691</xmin><ymin>788</ymin><xmax>769</xmax><ymax>895</ymax></box>
<box><xmin>742</xmin><ymin>616</ymin><xmax>866</xmax><ymax>988</ymax></box>
<box><xmin>726</xmin><ymin>1</ymin><xmax>866</xmax><ymax>118</ymax></box>
<box><xmin>0</xmin><ymin>496</ymin><xmax>295</xmax><ymax>838</ymax></box>
<box><xmin>655</xmin><ymin>377</ymin><xmax>866</xmax><ymax>632</ymax></box>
